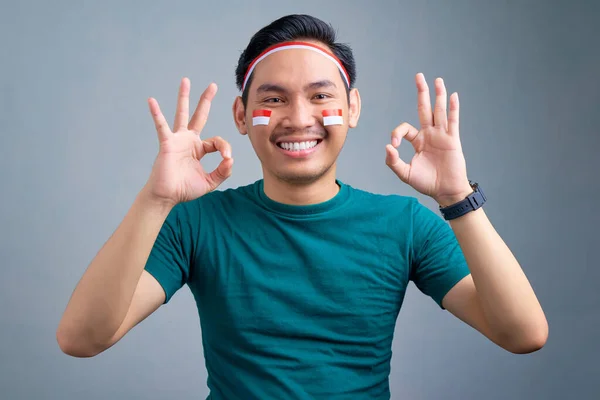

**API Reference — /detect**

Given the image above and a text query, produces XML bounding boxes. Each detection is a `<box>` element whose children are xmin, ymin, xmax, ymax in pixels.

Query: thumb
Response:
<box><xmin>385</xmin><ymin>144</ymin><xmax>410</xmax><ymax>183</ymax></box>
<box><xmin>206</xmin><ymin>157</ymin><xmax>234</xmax><ymax>191</ymax></box>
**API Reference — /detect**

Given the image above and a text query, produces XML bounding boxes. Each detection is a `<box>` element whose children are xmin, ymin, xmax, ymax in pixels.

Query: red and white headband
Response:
<box><xmin>242</xmin><ymin>41</ymin><xmax>350</xmax><ymax>92</ymax></box>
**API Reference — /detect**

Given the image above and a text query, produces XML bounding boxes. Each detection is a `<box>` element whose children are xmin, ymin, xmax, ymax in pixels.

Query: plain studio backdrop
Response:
<box><xmin>1</xmin><ymin>0</ymin><xmax>598</xmax><ymax>399</ymax></box>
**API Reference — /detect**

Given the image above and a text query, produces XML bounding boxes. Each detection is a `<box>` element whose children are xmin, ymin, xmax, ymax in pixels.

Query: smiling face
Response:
<box><xmin>233</xmin><ymin>41</ymin><xmax>361</xmax><ymax>186</ymax></box>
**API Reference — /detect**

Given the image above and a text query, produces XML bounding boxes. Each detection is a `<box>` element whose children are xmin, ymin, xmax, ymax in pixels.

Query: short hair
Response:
<box><xmin>235</xmin><ymin>14</ymin><xmax>357</xmax><ymax>106</ymax></box>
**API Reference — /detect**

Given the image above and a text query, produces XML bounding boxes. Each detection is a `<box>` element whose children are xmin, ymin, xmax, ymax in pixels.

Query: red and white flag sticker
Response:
<box><xmin>322</xmin><ymin>109</ymin><xmax>343</xmax><ymax>126</ymax></box>
<box><xmin>252</xmin><ymin>109</ymin><xmax>272</xmax><ymax>126</ymax></box>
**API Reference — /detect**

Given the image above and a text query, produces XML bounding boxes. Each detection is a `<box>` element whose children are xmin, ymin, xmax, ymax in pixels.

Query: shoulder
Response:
<box><xmin>159</xmin><ymin>181</ymin><xmax>261</xmax><ymax>239</ymax></box>
<box><xmin>174</xmin><ymin>180</ymin><xmax>261</xmax><ymax>216</ymax></box>
<box><xmin>199</xmin><ymin>180</ymin><xmax>259</xmax><ymax>204</ymax></box>
<box><xmin>342</xmin><ymin>181</ymin><xmax>421</xmax><ymax>214</ymax></box>
<box><xmin>341</xmin><ymin>182</ymin><xmax>449</xmax><ymax>235</ymax></box>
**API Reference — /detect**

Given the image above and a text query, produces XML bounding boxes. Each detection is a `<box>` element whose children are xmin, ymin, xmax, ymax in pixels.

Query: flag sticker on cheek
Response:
<box><xmin>322</xmin><ymin>109</ymin><xmax>343</xmax><ymax>126</ymax></box>
<box><xmin>252</xmin><ymin>109</ymin><xmax>272</xmax><ymax>126</ymax></box>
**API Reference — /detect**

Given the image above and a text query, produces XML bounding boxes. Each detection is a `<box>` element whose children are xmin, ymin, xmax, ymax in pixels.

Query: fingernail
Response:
<box><xmin>392</xmin><ymin>137</ymin><xmax>399</xmax><ymax>147</ymax></box>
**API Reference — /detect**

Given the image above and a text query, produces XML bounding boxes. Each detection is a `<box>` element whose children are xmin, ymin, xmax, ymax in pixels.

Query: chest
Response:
<box><xmin>191</xmin><ymin>216</ymin><xmax>410</xmax><ymax>342</ymax></box>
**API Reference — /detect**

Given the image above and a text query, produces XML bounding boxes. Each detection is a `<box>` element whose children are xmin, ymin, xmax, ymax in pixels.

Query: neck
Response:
<box><xmin>262</xmin><ymin>167</ymin><xmax>340</xmax><ymax>206</ymax></box>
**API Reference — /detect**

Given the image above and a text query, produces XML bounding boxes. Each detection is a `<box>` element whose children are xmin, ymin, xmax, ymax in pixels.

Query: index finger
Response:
<box><xmin>189</xmin><ymin>83</ymin><xmax>218</xmax><ymax>134</ymax></box>
<box><xmin>201</xmin><ymin>136</ymin><xmax>232</xmax><ymax>159</ymax></box>
<box><xmin>391</xmin><ymin>122</ymin><xmax>419</xmax><ymax>147</ymax></box>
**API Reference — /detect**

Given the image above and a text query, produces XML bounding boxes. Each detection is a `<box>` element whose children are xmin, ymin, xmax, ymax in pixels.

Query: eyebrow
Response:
<box><xmin>305</xmin><ymin>79</ymin><xmax>337</xmax><ymax>90</ymax></box>
<box><xmin>255</xmin><ymin>79</ymin><xmax>338</xmax><ymax>95</ymax></box>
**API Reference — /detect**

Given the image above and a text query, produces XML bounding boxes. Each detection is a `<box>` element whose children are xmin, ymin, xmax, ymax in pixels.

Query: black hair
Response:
<box><xmin>235</xmin><ymin>14</ymin><xmax>357</xmax><ymax>107</ymax></box>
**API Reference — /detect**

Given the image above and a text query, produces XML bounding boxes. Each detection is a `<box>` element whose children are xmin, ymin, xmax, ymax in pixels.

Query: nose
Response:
<box><xmin>280</xmin><ymin>99</ymin><xmax>317</xmax><ymax>131</ymax></box>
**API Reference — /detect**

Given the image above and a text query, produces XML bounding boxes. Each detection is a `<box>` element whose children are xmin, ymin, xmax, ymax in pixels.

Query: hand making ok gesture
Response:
<box><xmin>385</xmin><ymin>73</ymin><xmax>473</xmax><ymax>206</ymax></box>
<box><xmin>145</xmin><ymin>78</ymin><xmax>234</xmax><ymax>207</ymax></box>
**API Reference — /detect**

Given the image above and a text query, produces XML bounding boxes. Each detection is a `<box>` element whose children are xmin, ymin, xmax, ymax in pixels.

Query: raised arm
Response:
<box><xmin>56</xmin><ymin>78</ymin><xmax>233</xmax><ymax>357</ymax></box>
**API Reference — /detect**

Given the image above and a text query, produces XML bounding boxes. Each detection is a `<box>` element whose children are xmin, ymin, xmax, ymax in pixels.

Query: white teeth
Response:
<box><xmin>278</xmin><ymin>140</ymin><xmax>318</xmax><ymax>151</ymax></box>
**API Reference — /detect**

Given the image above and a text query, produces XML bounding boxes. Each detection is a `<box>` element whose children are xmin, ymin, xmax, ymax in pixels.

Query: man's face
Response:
<box><xmin>233</xmin><ymin>41</ymin><xmax>360</xmax><ymax>185</ymax></box>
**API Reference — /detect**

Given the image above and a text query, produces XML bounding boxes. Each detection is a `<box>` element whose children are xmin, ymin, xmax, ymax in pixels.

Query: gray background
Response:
<box><xmin>1</xmin><ymin>0</ymin><xmax>598</xmax><ymax>399</ymax></box>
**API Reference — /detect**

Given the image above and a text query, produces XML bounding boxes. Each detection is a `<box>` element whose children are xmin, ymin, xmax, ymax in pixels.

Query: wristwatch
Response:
<box><xmin>439</xmin><ymin>181</ymin><xmax>487</xmax><ymax>220</ymax></box>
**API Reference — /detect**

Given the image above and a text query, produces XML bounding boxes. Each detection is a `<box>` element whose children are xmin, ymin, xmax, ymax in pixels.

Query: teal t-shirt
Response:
<box><xmin>145</xmin><ymin>179</ymin><xmax>470</xmax><ymax>399</ymax></box>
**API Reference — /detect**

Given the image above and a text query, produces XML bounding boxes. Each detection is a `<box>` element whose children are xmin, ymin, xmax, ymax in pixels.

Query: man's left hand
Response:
<box><xmin>385</xmin><ymin>73</ymin><xmax>473</xmax><ymax>207</ymax></box>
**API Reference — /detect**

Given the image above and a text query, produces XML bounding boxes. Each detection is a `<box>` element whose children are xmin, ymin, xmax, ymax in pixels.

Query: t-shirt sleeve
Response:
<box><xmin>144</xmin><ymin>204</ymin><xmax>192</xmax><ymax>304</ymax></box>
<box><xmin>409</xmin><ymin>198</ymin><xmax>471</xmax><ymax>309</ymax></box>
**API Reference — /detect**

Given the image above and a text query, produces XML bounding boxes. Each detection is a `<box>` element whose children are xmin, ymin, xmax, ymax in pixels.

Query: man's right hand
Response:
<box><xmin>145</xmin><ymin>78</ymin><xmax>234</xmax><ymax>207</ymax></box>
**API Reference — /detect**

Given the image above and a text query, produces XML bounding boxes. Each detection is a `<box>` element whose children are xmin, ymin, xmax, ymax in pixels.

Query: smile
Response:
<box><xmin>277</xmin><ymin>140</ymin><xmax>319</xmax><ymax>151</ymax></box>
<box><xmin>274</xmin><ymin>139</ymin><xmax>323</xmax><ymax>158</ymax></box>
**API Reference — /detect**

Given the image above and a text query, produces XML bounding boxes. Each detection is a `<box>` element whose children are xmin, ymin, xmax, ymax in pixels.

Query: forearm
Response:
<box><xmin>449</xmin><ymin>208</ymin><xmax>548</xmax><ymax>348</ymax></box>
<box><xmin>57</xmin><ymin>186</ymin><xmax>173</xmax><ymax>351</ymax></box>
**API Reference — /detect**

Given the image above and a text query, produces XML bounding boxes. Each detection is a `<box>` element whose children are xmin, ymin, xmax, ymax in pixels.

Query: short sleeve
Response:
<box><xmin>144</xmin><ymin>204</ymin><xmax>192</xmax><ymax>304</ymax></box>
<box><xmin>409</xmin><ymin>199</ymin><xmax>471</xmax><ymax>309</ymax></box>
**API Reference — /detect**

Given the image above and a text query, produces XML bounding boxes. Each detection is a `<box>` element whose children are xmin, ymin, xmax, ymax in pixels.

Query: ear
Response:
<box><xmin>347</xmin><ymin>88</ymin><xmax>361</xmax><ymax>128</ymax></box>
<box><xmin>232</xmin><ymin>96</ymin><xmax>248</xmax><ymax>135</ymax></box>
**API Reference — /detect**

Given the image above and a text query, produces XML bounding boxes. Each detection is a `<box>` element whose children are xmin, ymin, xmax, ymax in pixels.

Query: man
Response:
<box><xmin>57</xmin><ymin>14</ymin><xmax>548</xmax><ymax>399</ymax></box>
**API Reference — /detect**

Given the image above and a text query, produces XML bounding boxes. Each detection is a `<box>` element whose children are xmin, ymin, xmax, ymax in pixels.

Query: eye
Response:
<box><xmin>265</xmin><ymin>97</ymin><xmax>283</xmax><ymax>103</ymax></box>
<box><xmin>313</xmin><ymin>93</ymin><xmax>330</xmax><ymax>100</ymax></box>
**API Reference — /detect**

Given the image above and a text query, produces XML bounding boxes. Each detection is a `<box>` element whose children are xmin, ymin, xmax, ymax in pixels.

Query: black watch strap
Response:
<box><xmin>439</xmin><ymin>181</ymin><xmax>487</xmax><ymax>220</ymax></box>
